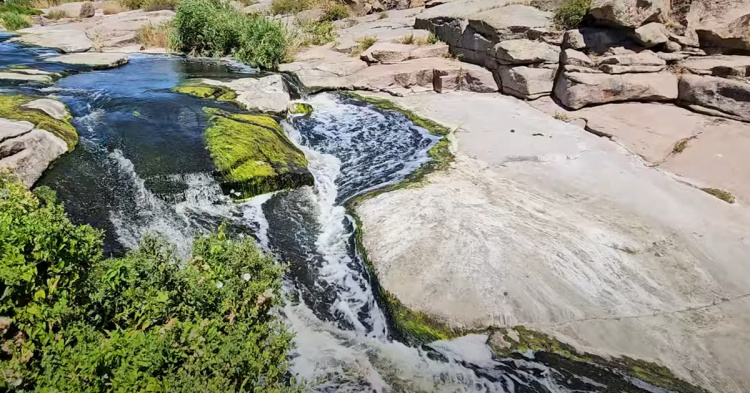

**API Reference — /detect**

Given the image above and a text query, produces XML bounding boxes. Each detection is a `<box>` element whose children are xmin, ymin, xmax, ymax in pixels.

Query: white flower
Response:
<box><xmin>242</xmin><ymin>273</ymin><xmax>251</xmax><ymax>281</ymax></box>
<box><xmin>216</xmin><ymin>281</ymin><xmax>224</xmax><ymax>289</ymax></box>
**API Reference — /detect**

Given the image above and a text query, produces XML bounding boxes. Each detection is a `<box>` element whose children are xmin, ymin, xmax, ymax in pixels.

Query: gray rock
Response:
<box><xmin>589</xmin><ymin>0</ymin><xmax>669</xmax><ymax>28</ymax></box>
<box><xmin>46</xmin><ymin>53</ymin><xmax>129</xmax><ymax>69</ymax></box>
<box><xmin>564</xmin><ymin>65</ymin><xmax>603</xmax><ymax>73</ymax></box>
<box><xmin>0</xmin><ymin>128</ymin><xmax>67</xmax><ymax>188</ymax></box>
<box><xmin>695</xmin><ymin>13</ymin><xmax>750</xmax><ymax>55</ymax></box>
<box><xmin>561</xmin><ymin>49</ymin><xmax>593</xmax><ymax>67</ymax></box>
<box><xmin>598</xmin><ymin>51</ymin><xmax>666</xmax><ymax>66</ymax></box>
<box><xmin>677</xmin><ymin>55</ymin><xmax>750</xmax><ymax>78</ymax></box>
<box><xmin>497</xmin><ymin>65</ymin><xmax>557</xmax><ymax>99</ymax></box>
<box><xmin>0</xmin><ymin>119</ymin><xmax>34</xmax><ymax>144</ymax></box>
<box><xmin>634</xmin><ymin>22</ymin><xmax>668</xmax><ymax>48</ymax></box>
<box><xmin>360</xmin><ymin>42</ymin><xmax>449</xmax><ymax>64</ymax></box>
<box><xmin>79</xmin><ymin>1</ymin><xmax>95</xmax><ymax>18</ymax></box>
<box><xmin>598</xmin><ymin>64</ymin><xmax>666</xmax><ymax>74</ymax></box>
<box><xmin>21</xmin><ymin>99</ymin><xmax>69</xmax><ymax>122</ymax></box>
<box><xmin>678</xmin><ymin>74</ymin><xmax>750</xmax><ymax>122</ymax></box>
<box><xmin>204</xmin><ymin>74</ymin><xmax>290</xmax><ymax>114</ymax></box>
<box><xmin>13</xmin><ymin>25</ymin><xmax>93</xmax><ymax>53</ymax></box>
<box><xmin>657</xmin><ymin>52</ymin><xmax>690</xmax><ymax>63</ymax></box>
<box><xmin>562</xmin><ymin>29</ymin><xmax>586</xmax><ymax>50</ymax></box>
<box><xmin>0</xmin><ymin>72</ymin><xmax>53</xmax><ymax>83</ymax></box>
<box><xmin>554</xmin><ymin>71</ymin><xmax>678</xmax><ymax>109</ymax></box>
<box><xmin>492</xmin><ymin>39</ymin><xmax>560</xmax><ymax>65</ymax></box>
<box><xmin>664</xmin><ymin>40</ymin><xmax>682</xmax><ymax>53</ymax></box>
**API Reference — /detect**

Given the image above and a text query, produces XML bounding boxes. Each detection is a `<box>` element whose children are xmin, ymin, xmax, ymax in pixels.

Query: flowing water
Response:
<box><xmin>1</xmin><ymin>34</ymin><xmax>678</xmax><ymax>392</ymax></box>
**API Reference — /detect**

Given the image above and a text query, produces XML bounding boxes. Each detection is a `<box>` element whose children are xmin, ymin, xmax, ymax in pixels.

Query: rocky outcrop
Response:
<box><xmin>360</xmin><ymin>42</ymin><xmax>449</xmax><ymax>64</ymax></box>
<box><xmin>677</xmin><ymin>55</ymin><xmax>750</xmax><ymax>77</ymax></box>
<box><xmin>555</xmin><ymin>71</ymin><xmax>678</xmax><ymax>109</ymax></box>
<box><xmin>204</xmin><ymin>74</ymin><xmax>291</xmax><ymax>114</ymax></box>
<box><xmin>678</xmin><ymin>74</ymin><xmax>750</xmax><ymax>122</ymax></box>
<box><xmin>203</xmin><ymin>108</ymin><xmax>313</xmax><ymax>200</ymax></box>
<box><xmin>13</xmin><ymin>25</ymin><xmax>93</xmax><ymax>53</ymax></box>
<box><xmin>46</xmin><ymin>53</ymin><xmax>129</xmax><ymax>69</ymax></box>
<box><xmin>589</xmin><ymin>0</ymin><xmax>669</xmax><ymax>28</ymax></box>
<box><xmin>633</xmin><ymin>22</ymin><xmax>668</xmax><ymax>48</ymax></box>
<box><xmin>497</xmin><ymin>65</ymin><xmax>557</xmax><ymax>100</ymax></box>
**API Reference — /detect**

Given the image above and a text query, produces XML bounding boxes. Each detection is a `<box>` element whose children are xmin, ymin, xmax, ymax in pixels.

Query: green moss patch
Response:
<box><xmin>382</xmin><ymin>291</ymin><xmax>459</xmax><ymax>344</ymax></box>
<box><xmin>0</xmin><ymin>95</ymin><xmax>77</xmax><ymax>151</ymax></box>
<box><xmin>288</xmin><ymin>102</ymin><xmax>313</xmax><ymax>116</ymax></box>
<box><xmin>203</xmin><ymin>107</ymin><xmax>313</xmax><ymax>200</ymax></box>
<box><xmin>488</xmin><ymin>327</ymin><xmax>710</xmax><ymax>393</ymax></box>
<box><xmin>172</xmin><ymin>81</ymin><xmax>238</xmax><ymax>102</ymax></box>
<box><xmin>701</xmin><ymin>187</ymin><xmax>736</xmax><ymax>204</ymax></box>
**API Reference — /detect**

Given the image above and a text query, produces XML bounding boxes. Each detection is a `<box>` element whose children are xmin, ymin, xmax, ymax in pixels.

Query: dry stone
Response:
<box><xmin>360</xmin><ymin>42</ymin><xmax>449</xmax><ymax>64</ymax></box>
<box><xmin>497</xmin><ymin>66</ymin><xmax>557</xmax><ymax>100</ymax></box>
<box><xmin>554</xmin><ymin>71</ymin><xmax>678</xmax><ymax>109</ymax></box>
<box><xmin>678</xmin><ymin>74</ymin><xmax>750</xmax><ymax>122</ymax></box>
<box><xmin>634</xmin><ymin>22</ymin><xmax>668</xmax><ymax>47</ymax></box>
<box><xmin>561</xmin><ymin>49</ymin><xmax>593</xmax><ymax>67</ymax></box>
<box><xmin>492</xmin><ymin>39</ymin><xmax>560</xmax><ymax>65</ymax></box>
<box><xmin>589</xmin><ymin>0</ymin><xmax>669</xmax><ymax>28</ymax></box>
<box><xmin>0</xmin><ymin>126</ymin><xmax>67</xmax><ymax>188</ymax></box>
<box><xmin>677</xmin><ymin>55</ymin><xmax>750</xmax><ymax>78</ymax></box>
<box><xmin>79</xmin><ymin>1</ymin><xmax>95</xmax><ymax>18</ymax></box>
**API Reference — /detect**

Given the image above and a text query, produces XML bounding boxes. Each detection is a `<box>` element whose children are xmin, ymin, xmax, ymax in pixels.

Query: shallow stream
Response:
<box><xmin>1</xmin><ymin>33</ymin><xmax>681</xmax><ymax>392</ymax></box>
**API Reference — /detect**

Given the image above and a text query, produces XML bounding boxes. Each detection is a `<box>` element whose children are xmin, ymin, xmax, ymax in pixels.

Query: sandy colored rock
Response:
<box><xmin>492</xmin><ymin>39</ymin><xmax>560</xmax><ymax>65</ymax></box>
<box><xmin>13</xmin><ymin>25</ymin><xmax>93</xmax><ymax>53</ymax></box>
<box><xmin>0</xmin><ymin>72</ymin><xmax>53</xmax><ymax>83</ymax></box>
<box><xmin>79</xmin><ymin>1</ymin><xmax>95</xmax><ymax>18</ymax></box>
<box><xmin>333</xmin><ymin>8</ymin><xmax>426</xmax><ymax>53</ymax></box>
<box><xmin>496</xmin><ymin>65</ymin><xmax>556</xmax><ymax>99</ymax></box>
<box><xmin>85</xmin><ymin>10</ymin><xmax>174</xmax><ymax>49</ymax></box>
<box><xmin>678</xmin><ymin>74</ymin><xmax>750</xmax><ymax>122</ymax></box>
<box><xmin>360</xmin><ymin>42</ymin><xmax>449</xmax><ymax>64</ymax></box>
<box><xmin>0</xmin><ymin>128</ymin><xmax>67</xmax><ymax>187</ymax></box>
<box><xmin>598</xmin><ymin>64</ymin><xmax>665</xmax><ymax>74</ymax></box>
<box><xmin>554</xmin><ymin>71</ymin><xmax>678</xmax><ymax>109</ymax></box>
<box><xmin>589</xmin><ymin>0</ymin><xmax>669</xmax><ymax>28</ymax></box>
<box><xmin>203</xmin><ymin>74</ymin><xmax>290</xmax><ymax>114</ymax></box>
<box><xmin>560</xmin><ymin>48</ymin><xmax>593</xmax><ymax>67</ymax></box>
<box><xmin>22</xmin><ymin>99</ymin><xmax>69</xmax><ymax>120</ymax></box>
<box><xmin>598</xmin><ymin>50</ymin><xmax>666</xmax><ymax>66</ymax></box>
<box><xmin>677</xmin><ymin>55</ymin><xmax>750</xmax><ymax>77</ymax></box>
<box><xmin>562</xmin><ymin>29</ymin><xmax>586</xmax><ymax>50</ymax></box>
<box><xmin>354</xmin><ymin>90</ymin><xmax>750</xmax><ymax>393</ymax></box>
<box><xmin>46</xmin><ymin>53</ymin><xmax>129</xmax><ymax>69</ymax></box>
<box><xmin>634</xmin><ymin>22</ymin><xmax>668</xmax><ymax>47</ymax></box>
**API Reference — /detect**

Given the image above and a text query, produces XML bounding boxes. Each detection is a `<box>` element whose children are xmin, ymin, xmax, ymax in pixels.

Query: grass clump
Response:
<box><xmin>383</xmin><ymin>292</ymin><xmax>458</xmax><ymax>344</ymax></box>
<box><xmin>398</xmin><ymin>33</ymin><xmax>438</xmax><ymax>45</ymax></box>
<box><xmin>0</xmin><ymin>0</ymin><xmax>41</xmax><ymax>16</ymax></box>
<box><xmin>0</xmin><ymin>95</ymin><xmax>77</xmax><ymax>150</ymax></box>
<box><xmin>321</xmin><ymin>2</ymin><xmax>348</xmax><ymax>21</ymax></box>
<box><xmin>171</xmin><ymin>81</ymin><xmax>237</xmax><ymax>101</ymax></box>
<box><xmin>299</xmin><ymin>20</ymin><xmax>336</xmax><ymax>45</ymax></box>
<box><xmin>269</xmin><ymin>0</ymin><xmax>310</xmax><ymax>15</ymax></box>
<box><xmin>45</xmin><ymin>8</ymin><xmax>68</xmax><ymax>19</ymax></box>
<box><xmin>701</xmin><ymin>187</ymin><xmax>736</xmax><ymax>204</ymax></box>
<box><xmin>203</xmin><ymin>108</ymin><xmax>313</xmax><ymax>199</ymax></box>
<box><xmin>672</xmin><ymin>137</ymin><xmax>691</xmax><ymax>154</ymax></box>
<box><xmin>135</xmin><ymin>22</ymin><xmax>171</xmax><ymax>47</ymax></box>
<box><xmin>553</xmin><ymin>111</ymin><xmax>572</xmax><ymax>122</ymax></box>
<box><xmin>171</xmin><ymin>0</ymin><xmax>290</xmax><ymax>69</ymax></box>
<box><xmin>0</xmin><ymin>177</ymin><xmax>300</xmax><ymax>392</ymax></box>
<box><xmin>553</xmin><ymin>0</ymin><xmax>591</xmax><ymax>30</ymax></box>
<box><xmin>349</xmin><ymin>35</ymin><xmax>377</xmax><ymax>56</ymax></box>
<box><xmin>102</xmin><ymin>0</ymin><xmax>128</xmax><ymax>13</ymax></box>
<box><xmin>0</xmin><ymin>11</ymin><xmax>30</xmax><ymax>30</ymax></box>
<box><xmin>141</xmin><ymin>0</ymin><xmax>177</xmax><ymax>10</ymax></box>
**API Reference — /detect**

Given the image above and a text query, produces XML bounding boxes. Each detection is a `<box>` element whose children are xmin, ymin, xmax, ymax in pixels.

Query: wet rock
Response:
<box><xmin>79</xmin><ymin>1</ymin><xmax>95</xmax><ymax>18</ymax></box>
<box><xmin>45</xmin><ymin>53</ymin><xmax>129</xmax><ymax>69</ymax></box>
<box><xmin>589</xmin><ymin>0</ymin><xmax>669</xmax><ymax>28</ymax></box>
<box><xmin>554</xmin><ymin>71</ymin><xmax>678</xmax><ymax>109</ymax></box>
<box><xmin>492</xmin><ymin>39</ymin><xmax>560</xmax><ymax>65</ymax></box>
<box><xmin>634</xmin><ymin>22</ymin><xmax>668</xmax><ymax>48</ymax></box>
<box><xmin>22</xmin><ymin>99</ymin><xmax>69</xmax><ymax>120</ymax></box>
<box><xmin>497</xmin><ymin>65</ymin><xmax>557</xmax><ymax>100</ymax></box>
<box><xmin>678</xmin><ymin>74</ymin><xmax>750</xmax><ymax>122</ymax></box>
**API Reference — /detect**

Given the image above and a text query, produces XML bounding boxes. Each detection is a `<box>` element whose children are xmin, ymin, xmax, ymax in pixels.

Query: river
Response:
<box><xmin>1</xmin><ymin>33</ymin><xmax>678</xmax><ymax>392</ymax></box>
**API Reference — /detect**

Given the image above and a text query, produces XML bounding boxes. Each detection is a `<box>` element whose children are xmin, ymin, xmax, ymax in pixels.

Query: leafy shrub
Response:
<box><xmin>171</xmin><ymin>0</ymin><xmax>289</xmax><ymax>69</ymax></box>
<box><xmin>321</xmin><ymin>2</ymin><xmax>347</xmax><ymax>21</ymax></box>
<box><xmin>553</xmin><ymin>0</ymin><xmax>591</xmax><ymax>30</ymax></box>
<box><xmin>0</xmin><ymin>177</ymin><xmax>298</xmax><ymax>392</ymax></box>
<box><xmin>45</xmin><ymin>8</ymin><xmax>68</xmax><ymax>19</ymax></box>
<box><xmin>269</xmin><ymin>0</ymin><xmax>311</xmax><ymax>15</ymax></box>
<box><xmin>0</xmin><ymin>11</ymin><xmax>30</xmax><ymax>30</ymax></box>
<box><xmin>141</xmin><ymin>0</ymin><xmax>177</xmax><ymax>11</ymax></box>
<box><xmin>299</xmin><ymin>20</ymin><xmax>336</xmax><ymax>46</ymax></box>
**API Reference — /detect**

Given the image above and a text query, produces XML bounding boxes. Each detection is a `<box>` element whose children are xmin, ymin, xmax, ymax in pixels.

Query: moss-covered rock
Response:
<box><xmin>172</xmin><ymin>81</ymin><xmax>238</xmax><ymax>102</ymax></box>
<box><xmin>0</xmin><ymin>95</ymin><xmax>77</xmax><ymax>151</ymax></box>
<box><xmin>203</xmin><ymin>108</ymin><xmax>313</xmax><ymax>200</ymax></box>
<box><xmin>287</xmin><ymin>102</ymin><xmax>313</xmax><ymax>116</ymax></box>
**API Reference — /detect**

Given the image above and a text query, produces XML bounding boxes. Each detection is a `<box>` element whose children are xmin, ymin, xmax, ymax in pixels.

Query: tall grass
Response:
<box><xmin>135</xmin><ymin>22</ymin><xmax>171</xmax><ymax>47</ymax></box>
<box><xmin>45</xmin><ymin>8</ymin><xmax>68</xmax><ymax>18</ymax></box>
<box><xmin>0</xmin><ymin>0</ymin><xmax>41</xmax><ymax>15</ymax></box>
<box><xmin>0</xmin><ymin>11</ymin><xmax>31</xmax><ymax>30</ymax></box>
<box><xmin>171</xmin><ymin>0</ymin><xmax>290</xmax><ymax>69</ymax></box>
<box><xmin>102</xmin><ymin>0</ymin><xmax>128</xmax><ymax>14</ymax></box>
<box><xmin>553</xmin><ymin>0</ymin><xmax>591</xmax><ymax>29</ymax></box>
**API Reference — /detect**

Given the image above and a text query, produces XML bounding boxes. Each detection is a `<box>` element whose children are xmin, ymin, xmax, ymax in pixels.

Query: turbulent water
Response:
<box><xmin>1</xmin><ymin>35</ymin><xmax>678</xmax><ymax>392</ymax></box>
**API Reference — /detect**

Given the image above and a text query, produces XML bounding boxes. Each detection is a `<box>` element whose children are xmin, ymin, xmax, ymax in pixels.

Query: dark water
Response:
<box><xmin>1</xmin><ymin>40</ymin><xmax>684</xmax><ymax>393</ymax></box>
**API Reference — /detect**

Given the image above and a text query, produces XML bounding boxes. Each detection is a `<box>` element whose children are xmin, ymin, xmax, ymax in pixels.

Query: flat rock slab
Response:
<box><xmin>22</xmin><ymin>98</ymin><xmax>69</xmax><ymax>120</ymax></box>
<box><xmin>85</xmin><ymin>10</ymin><xmax>174</xmax><ymax>49</ymax></box>
<box><xmin>678</xmin><ymin>55</ymin><xmax>750</xmax><ymax>77</ymax></box>
<box><xmin>204</xmin><ymin>74</ymin><xmax>290</xmax><ymax>114</ymax></box>
<box><xmin>14</xmin><ymin>25</ymin><xmax>93</xmax><ymax>53</ymax></box>
<box><xmin>0</xmin><ymin>127</ymin><xmax>67</xmax><ymax>187</ymax></box>
<box><xmin>678</xmin><ymin>74</ymin><xmax>750</xmax><ymax>122</ymax></box>
<box><xmin>361</xmin><ymin>42</ymin><xmax>449</xmax><ymax>64</ymax></box>
<box><xmin>0</xmin><ymin>72</ymin><xmax>53</xmax><ymax>83</ymax></box>
<box><xmin>555</xmin><ymin>71</ymin><xmax>678</xmax><ymax>109</ymax></box>
<box><xmin>354</xmin><ymin>90</ymin><xmax>750</xmax><ymax>393</ymax></box>
<box><xmin>46</xmin><ymin>53</ymin><xmax>129</xmax><ymax>70</ymax></box>
<box><xmin>0</xmin><ymin>119</ymin><xmax>34</xmax><ymax>143</ymax></box>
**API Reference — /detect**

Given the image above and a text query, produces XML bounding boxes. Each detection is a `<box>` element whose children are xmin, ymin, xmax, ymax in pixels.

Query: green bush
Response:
<box><xmin>0</xmin><ymin>177</ymin><xmax>298</xmax><ymax>392</ymax></box>
<box><xmin>553</xmin><ymin>0</ymin><xmax>591</xmax><ymax>30</ymax></box>
<box><xmin>0</xmin><ymin>11</ymin><xmax>30</xmax><ymax>30</ymax></box>
<box><xmin>299</xmin><ymin>20</ymin><xmax>336</xmax><ymax>46</ymax></box>
<box><xmin>141</xmin><ymin>0</ymin><xmax>178</xmax><ymax>10</ymax></box>
<box><xmin>269</xmin><ymin>0</ymin><xmax>311</xmax><ymax>15</ymax></box>
<box><xmin>321</xmin><ymin>2</ymin><xmax>348</xmax><ymax>21</ymax></box>
<box><xmin>0</xmin><ymin>0</ymin><xmax>41</xmax><ymax>16</ymax></box>
<box><xmin>171</xmin><ymin>0</ymin><xmax>289</xmax><ymax>69</ymax></box>
<box><xmin>118</xmin><ymin>0</ymin><xmax>144</xmax><ymax>9</ymax></box>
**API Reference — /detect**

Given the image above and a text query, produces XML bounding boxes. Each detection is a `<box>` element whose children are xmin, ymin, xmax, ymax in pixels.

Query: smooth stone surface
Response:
<box><xmin>0</xmin><ymin>128</ymin><xmax>67</xmax><ymax>187</ymax></box>
<box><xmin>46</xmin><ymin>53</ymin><xmax>129</xmax><ymax>69</ymax></box>
<box><xmin>589</xmin><ymin>0</ymin><xmax>669</xmax><ymax>28</ymax></box>
<box><xmin>354</xmin><ymin>90</ymin><xmax>750</xmax><ymax>393</ymax></box>
<box><xmin>496</xmin><ymin>65</ymin><xmax>557</xmax><ymax>99</ymax></box>
<box><xmin>0</xmin><ymin>72</ymin><xmax>53</xmax><ymax>83</ymax></box>
<box><xmin>492</xmin><ymin>39</ymin><xmax>560</xmax><ymax>65</ymax></box>
<box><xmin>204</xmin><ymin>74</ymin><xmax>290</xmax><ymax>114</ymax></box>
<box><xmin>561</xmin><ymin>49</ymin><xmax>593</xmax><ymax>67</ymax></box>
<box><xmin>13</xmin><ymin>25</ymin><xmax>93</xmax><ymax>53</ymax></box>
<box><xmin>677</xmin><ymin>55</ymin><xmax>750</xmax><ymax>77</ymax></box>
<box><xmin>22</xmin><ymin>99</ymin><xmax>69</xmax><ymax>120</ymax></box>
<box><xmin>85</xmin><ymin>10</ymin><xmax>174</xmax><ymax>49</ymax></box>
<box><xmin>0</xmin><ymin>119</ymin><xmax>34</xmax><ymax>144</ymax></box>
<box><xmin>360</xmin><ymin>42</ymin><xmax>449</xmax><ymax>64</ymax></box>
<box><xmin>678</xmin><ymin>74</ymin><xmax>750</xmax><ymax>122</ymax></box>
<box><xmin>634</xmin><ymin>22</ymin><xmax>668</xmax><ymax>47</ymax></box>
<box><xmin>555</xmin><ymin>71</ymin><xmax>678</xmax><ymax>109</ymax></box>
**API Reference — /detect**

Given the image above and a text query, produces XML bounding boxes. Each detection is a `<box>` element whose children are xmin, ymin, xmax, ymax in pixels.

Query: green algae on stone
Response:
<box><xmin>288</xmin><ymin>102</ymin><xmax>313</xmax><ymax>116</ymax></box>
<box><xmin>0</xmin><ymin>94</ymin><xmax>77</xmax><ymax>151</ymax></box>
<box><xmin>382</xmin><ymin>291</ymin><xmax>459</xmax><ymax>344</ymax></box>
<box><xmin>487</xmin><ymin>327</ymin><xmax>711</xmax><ymax>393</ymax></box>
<box><xmin>172</xmin><ymin>81</ymin><xmax>238</xmax><ymax>103</ymax></box>
<box><xmin>701</xmin><ymin>187</ymin><xmax>735</xmax><ymax>204</ymax></box>
<box><xmin>203</xmin><ymin>107</ymin><xmax>313</xmax><ymax>200</ymax></box>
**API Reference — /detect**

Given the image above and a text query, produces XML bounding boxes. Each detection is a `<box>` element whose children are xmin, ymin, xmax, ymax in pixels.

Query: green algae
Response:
<box><xmin>0</xmin><ymin>94</ymin><xmax>77</xmax><ymax>151</ymax></box>
<box><xmin>701</xmin><ymin>187</ymin><xmax>736</xmax><ymax>204</ymax></box>
<box><xmin>203</xmin><ymin>107</ymin><xmax>313</xmax><ymax>200</ymax></box>
<box><xmin>487</xmin><ymin>327</ymin><xmax>711</xmax><ymax>393</ymax></box>
<box><xmin>172</xmin><ymin>81</ymin><xmax>238</xmax><ymax>103</ymax></box>
<box><xmin>288</xmin><ymin>102</ymin><xmax>313</xmax><ymax>116</ymax></box>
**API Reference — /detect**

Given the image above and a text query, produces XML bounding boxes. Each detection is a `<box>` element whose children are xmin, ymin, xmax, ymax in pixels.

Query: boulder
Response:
<box><xmin>497</xmin><ymin>66</ymin><xmax>557</xmax><ymax>100</ymax></box>
<box><xmin>695</xmin><ymin>13</ymin><xmax>750</xmax><ymax>55</ymax></box>
<box><xmin>634</xmin><ymin>22</ymin><xmax>668</xmax><ymax>47</ymax></box>
<box><xmin>562</xmin><ymin>29</ymin><xmax>586</xmax><ymax>50</ymax></box>
<box><xmin>22</xmin><ymin>99</ymin><xmax>69</xmax><ymax>120</ymax></box>
<box><xmin>79</xmin><ymin>1</ymin><xmax>95</xmax><ymax>18</ymax></box>
<box><xmin>46</xmin><ymin>53</ymin><xmax>129</xmax><ymax>69</ymax></box>
<box><xmin>561</xmin><ymin>48</ymin><xmax>593</xmax><ymax>67</ymax></box>
<box><xmin>13</xmin><ymin>25</ymin><xmax>93</xmax><ymax>53</ymax></box>
<box><xmin>0</xmin><ymin>72</ymin><xmax>53</xmax><ymax>83</ymax></box>
<box><xmin>0</xmin><ymin>119</ymin><xmax>33</xmax><ymax>144</ymax></box>
<box><xmin>677</xmin><ymin>55</ymin><xmax>750</xmax><ymax>77</ymax></box>
<box><xmin>554</xmin><ymin>71</ymin><xmax>678</xmax><ymax>109</ymax></box>
<box><xmin>664</xmin><ymin>41</ymin><xmax>682</xmax><ymax>53</ymax></box>
<box><xmin>203</xmin><ymin>74</ymin><xmax>290</xmax><ymax>114</ymax></box>
<box><xmin>589</xmin><ymin>0</ymin><xmax>669</xmax><ymax>28</ymax></box>
<box><xmin>678</xmin><ymin>74</ymin><xmax>750</xmax><ymax>122</ymax></box>
<box><xmin>562</xmin><ymin>27</ymin><xmax>640</xmax><ymax>54</ymax></box>
<box><xmin>0</xmin><ymin>128</ymin><xmax>67</xmax><ymax>188</ymax></box>
<box><xmin>360</xmin><ymin>42</ymin><xmax>449</xmax><ymax>64</ymax></box>
<box><xmin>492</xmin><ymin>39</ymin><xmax>560</xmax><ymax>65</ymax></box>
<box><xmin>598</xmin><ymin>50</ymin><xmax>666</xmax><ymax>66</ymax></box>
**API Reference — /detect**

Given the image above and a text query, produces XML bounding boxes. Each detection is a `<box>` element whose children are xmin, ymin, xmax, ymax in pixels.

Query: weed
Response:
<box><xmin>269</xmin><ymin>0</ymin><xmax>311</xmax><ymax>15</ymax></box>
<box><xmin>135</xmin><ymin>22</ymin><xmax>171</xmax><ymax>47</ymax></box>
<box><xmin>553</xmin><ymin>0</ymin><xmax>591</xmax><ymax>30</ymax></box>
<box><xmin>399</xmin><ymin>33</ymin><xmax>437</xmax><ymax>45</ymax></box>
<box><xmin>45</xmin><ymin>8</ymin><xmax>68</xmax><ymax>19</ymax></box>
<box><xmin>299</xmin><ymin>20</ymin><xmax>336</xmax><ymax>46</ymax></box>
<box><xmin>701</xmin><ymin>188</ymin><xmax>736</xmax><ymax>204</ymax></box>
<box><xmin>349</xmin><ymin>35</ymin><xmax>376</xmax><ymax>56</ymax></box>
<box><xmin>141</xmin><ymin>0</ymin><xmax>178</xmax><ymax>10</ymax></box>
<box><xmin>102</xmin><ymin>0</ymin><xmax>128</xmax><ymax>14</ymax></box>
<box><xmin>554</xmin><ymin>112</ymin><xmax>572</xmax><ymax>122</ymax></box>
<box><xmin>321</xmin><ymin>2</ymin><xmax>348</xmax><ymax>21</ymax></box>
<box><xmin>0</xmin><ymin>12</ymin><xmax>30</xmax><ymax>32</ymax></box>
